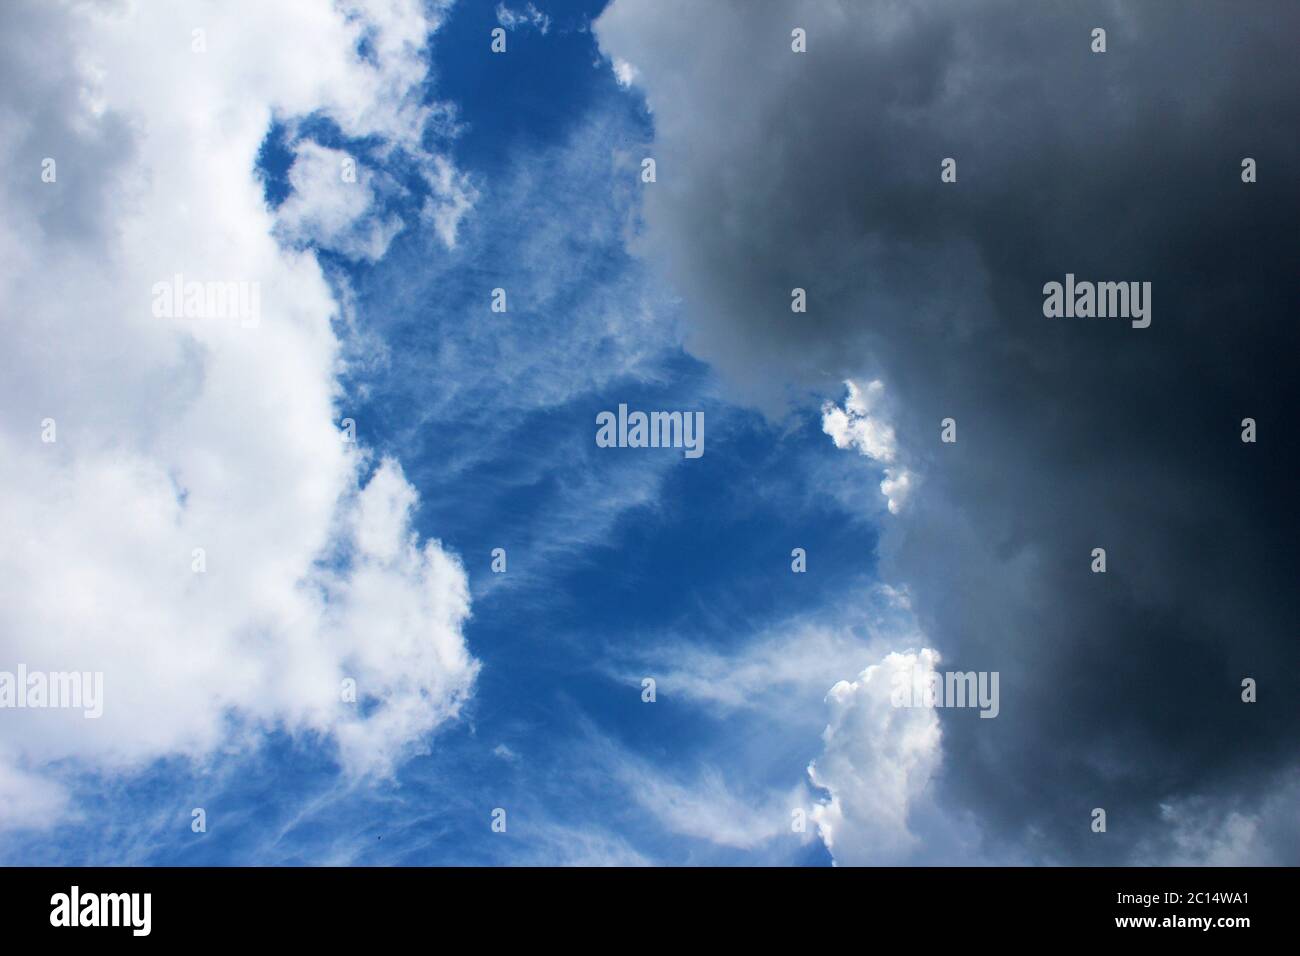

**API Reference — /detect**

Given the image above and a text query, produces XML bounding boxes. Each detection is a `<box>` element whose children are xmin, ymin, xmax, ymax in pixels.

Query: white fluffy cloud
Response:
<box><xmin>821</xmin><ymin>379</ymin><xmax>914</xmax><ymax>514</ymax></box>
<box><xmin>275</xmin><ymin>141</ymin><xmax>406</xmax><ymax>262</ymax></box>
<box><xmin>809</xmin><ymin>649</ymin><xmax>944</xmax><ymax>864</ymax></box>
<box><xmin>611</xmin><ymin>58</ymin><xmax>639</xmax><ymax>89</ymax></box>
<box><xmin>277</xmin><ymin>143</ymin><xmax>477</xmax><ymax>260</ymax></box>
<box><xmin>0</xmin><ymin>0</ymin><xmax>476</xmax><ymax>829</ymax></box>
<box><xmin>606</xmin><ymin>587</ymin><xmax>949</xmax><ymax>863</ymax></box>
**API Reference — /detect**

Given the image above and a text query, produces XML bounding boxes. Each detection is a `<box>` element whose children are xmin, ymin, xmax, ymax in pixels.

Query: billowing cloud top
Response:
<box><xmin>0</xmin><ymin>0</ymin><xmax>477</xmax><ymax>827</ymax></box>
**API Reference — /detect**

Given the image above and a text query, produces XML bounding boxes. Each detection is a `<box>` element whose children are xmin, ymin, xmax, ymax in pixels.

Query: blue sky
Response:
<box><xmin>0</xmin><ymin>0</ymin><xmax>893</xmax><ymax>867</ymax></box>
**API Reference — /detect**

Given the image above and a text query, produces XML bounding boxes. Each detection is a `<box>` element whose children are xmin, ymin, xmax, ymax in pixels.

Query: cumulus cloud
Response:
<box><xmin>0</xmin><ymin>0</ymin><xmax>476</xmax><ymax>828</ymax></box>
<box><xmin>603</xmin><ymin>586</ymin><xmax>963</xmax><ymax>863</ymax></box>
<box><xmin>611</xmin><ymin>58</ymin><xmax>639</xmax><ymax>89</ymax></box>
<box><xmin>278</xmin><ymin>141</ymin><xmax>478</xmax><ymax>257</ymax></box>
<box><xmin>821</xmin><ymin>379</ymin><xmax>914</xmax><ymax>513</ymax></box>
<box><xmin>809</xmin><ymin>649</ymin><xmax>943</xmax><ymax>864</ymax></box>
<box><xmin>274</xmin><ymin>141</ymin><xmax>405</xmax><ymax>261</ymax></box>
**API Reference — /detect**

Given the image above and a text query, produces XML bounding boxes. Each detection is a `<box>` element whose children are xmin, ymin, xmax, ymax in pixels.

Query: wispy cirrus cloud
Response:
<box><xmin>495</xmin><ymin>3</ymin><xmax>552</xmax><ymax>36</ymax></box>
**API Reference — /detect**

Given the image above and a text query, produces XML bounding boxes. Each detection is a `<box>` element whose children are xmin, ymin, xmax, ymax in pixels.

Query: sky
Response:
<box><xmin>0</xmin><ymin>0</ymin><xmax>1296</xmax><ymax>867</ymax></box>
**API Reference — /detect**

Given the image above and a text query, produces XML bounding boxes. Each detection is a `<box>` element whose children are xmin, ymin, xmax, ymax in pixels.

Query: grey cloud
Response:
<box><xmin>597</xmin><ymin>0</ymin><xmax>1300</xmax><ymax>863</ymax></box>
<box><xmin>0</xmin><ymin>1</ymin><xmax>139</xmax><ymax>245</ymax></box>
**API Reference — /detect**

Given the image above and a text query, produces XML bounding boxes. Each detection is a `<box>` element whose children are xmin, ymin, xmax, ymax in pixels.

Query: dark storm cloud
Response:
<box><xmin>598</xmin><ymin>0</ymin><xmax>1300</xmax><ymax>862</ymax></box>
